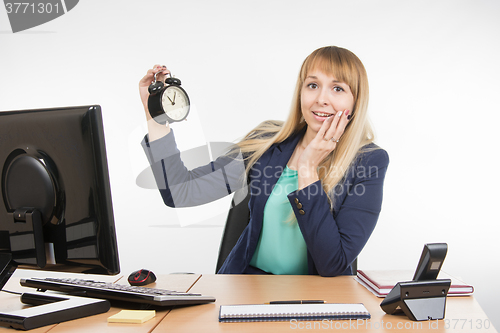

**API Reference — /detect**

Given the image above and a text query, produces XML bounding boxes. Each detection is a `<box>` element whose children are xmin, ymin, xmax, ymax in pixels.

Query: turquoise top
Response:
<box><xmin>249</xmin><ymin>165</ymin><xmax>308</xmax><ymax>274</ymax></box>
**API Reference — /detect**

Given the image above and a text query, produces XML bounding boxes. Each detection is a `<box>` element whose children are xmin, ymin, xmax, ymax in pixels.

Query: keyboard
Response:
<box><xmin>20</xmin><ymin>277</ymin><xmax>216</xmax><ymax>307</ymax></box>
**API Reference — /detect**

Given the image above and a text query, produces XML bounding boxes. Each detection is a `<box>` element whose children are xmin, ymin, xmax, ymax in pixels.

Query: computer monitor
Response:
<box><xmin>0</xmin><ymin>105</ymin><xmax>119</xmax><ymax>277</ymax></box>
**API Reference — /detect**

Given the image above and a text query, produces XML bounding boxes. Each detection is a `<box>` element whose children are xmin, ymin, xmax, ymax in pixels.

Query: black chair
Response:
<box><xmin>215</xmin><ymin>190</ymin><xmax>358</xmax><ymax>275</ymax></box>
<box><xmin>216</xmin><ymin>189</ymin><xmax>251</xmax><ymax>273</ymax></box>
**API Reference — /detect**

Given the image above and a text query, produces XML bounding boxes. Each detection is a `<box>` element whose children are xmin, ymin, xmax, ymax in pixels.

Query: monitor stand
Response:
<box><xmin>0</xmin><ymin>253</ymin><xmax>110</xmax><ymax>330</ymax></box>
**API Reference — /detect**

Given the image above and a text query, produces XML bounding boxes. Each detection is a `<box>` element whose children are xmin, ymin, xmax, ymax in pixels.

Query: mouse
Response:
<box><xmin>128</xmin><ymin>269</ymin><xmax>157</xmax><ymax>286</ymax></box>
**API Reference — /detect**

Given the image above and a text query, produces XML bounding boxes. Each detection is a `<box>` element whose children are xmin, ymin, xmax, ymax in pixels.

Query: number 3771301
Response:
<box><xmin>5</xmin><ymin>2</ymin><xmax>61</xmax><ymax>14</ymax></box>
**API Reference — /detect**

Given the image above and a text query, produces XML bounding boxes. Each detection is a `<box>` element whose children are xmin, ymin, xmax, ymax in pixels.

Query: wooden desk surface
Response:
<box><xmin>2</xmin><ymin>273</ymin><xmax>496</xmax><ymax>332</ymax></box>
<box><xmin>154</xmin><ymin>274</ymin><xmax>497</xmax><ymax>333</ymax></box>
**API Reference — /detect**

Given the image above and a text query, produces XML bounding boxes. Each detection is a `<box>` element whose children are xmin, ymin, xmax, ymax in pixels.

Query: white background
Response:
<box><xmin>1</xmin><ymin>0</ymin><xmax>499</xmax><ymax>328</ymax></box>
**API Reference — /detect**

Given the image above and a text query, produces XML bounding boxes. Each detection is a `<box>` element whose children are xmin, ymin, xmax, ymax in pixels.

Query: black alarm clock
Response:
<box><xmin>148</xmin><ymin>72</ymin><xmax>190</xmax><ymax>125</ymax></box>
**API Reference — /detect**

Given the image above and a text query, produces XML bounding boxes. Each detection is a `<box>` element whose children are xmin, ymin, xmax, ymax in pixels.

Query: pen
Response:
<box><xmin>266</xmin><ymin>300</ymin><xmax>326</xmax><ymax>304</ymax></box>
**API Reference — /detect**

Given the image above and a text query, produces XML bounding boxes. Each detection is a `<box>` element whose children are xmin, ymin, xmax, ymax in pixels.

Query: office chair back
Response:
<box><xmin>216</xmin><ymin>190</ymin><xmax>251</xmax><ymax>273</ymax></box>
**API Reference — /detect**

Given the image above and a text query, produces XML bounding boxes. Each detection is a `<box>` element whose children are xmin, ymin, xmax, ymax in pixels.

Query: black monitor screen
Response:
<box><xmin>0</xmin><ymin>105</ymin><xmax>119</xmax><ymax>275</ymax></box>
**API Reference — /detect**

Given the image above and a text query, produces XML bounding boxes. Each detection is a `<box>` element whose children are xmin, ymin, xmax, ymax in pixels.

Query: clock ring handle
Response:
<box><xmin>148</xmin><ymin>70</ymin><xmax>171</xmax><ymax>95</ymax></box>
<box><xmin>153</xmin><ymin>71</ymin><xmax>172</xmax><ymax>84</ymax></box>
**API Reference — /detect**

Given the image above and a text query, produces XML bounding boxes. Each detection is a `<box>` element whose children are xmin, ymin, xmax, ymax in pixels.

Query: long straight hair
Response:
<box><xmin>236</xmin><ymin>46</ymin><xmax>376</xmax><ymax>206</ymax></box>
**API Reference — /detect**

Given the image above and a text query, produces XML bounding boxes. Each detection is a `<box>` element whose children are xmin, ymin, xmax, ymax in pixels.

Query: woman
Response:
<box><xmin>140</xmin><ymin>46</ymin><xmax>389</xmax><ymax>277</ymax></box>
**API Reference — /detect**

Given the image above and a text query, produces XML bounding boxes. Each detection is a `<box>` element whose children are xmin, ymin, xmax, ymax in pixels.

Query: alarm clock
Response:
<box><xmin>147</xmin><ymin>72</ymin><xmax>190</xmax><ymax>125</ymax></box>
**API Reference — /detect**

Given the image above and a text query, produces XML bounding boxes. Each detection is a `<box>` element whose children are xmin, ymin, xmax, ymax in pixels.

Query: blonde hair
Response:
<box><xmin>236</xmin><ymin>46</ymin><xmax>376</xmax><ymax>206</ymax></box>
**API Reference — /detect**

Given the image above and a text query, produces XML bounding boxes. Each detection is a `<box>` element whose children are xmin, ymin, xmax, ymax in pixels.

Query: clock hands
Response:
<box><xmin>165</xmin><ymin>91</ymin><xmax>180</xmax><ymax>106</ymax></box>
<box><xmin>166</xmin><ymin>91</ymin><xmax>176</xmax><ymax>106</ymax></box>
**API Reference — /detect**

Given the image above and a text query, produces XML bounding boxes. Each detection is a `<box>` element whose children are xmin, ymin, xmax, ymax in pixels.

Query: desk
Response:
<box><xmin>155</xmin><ymin>274</ymin><xmax>497</xmax><ymax>332</ymax></box>
<box><xmin>1</xmin><ymin>273</ymin><xmax>497</xmax><ymax>332</ymax></box>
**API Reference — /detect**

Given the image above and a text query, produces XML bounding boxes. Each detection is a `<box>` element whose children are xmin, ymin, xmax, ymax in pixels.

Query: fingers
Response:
<box><xmin>142</xmin><ymin>65</ymin><xmax>169</xmax><ymax>82</ymax></box>
<box><xmin>316</xmin><ymin>114</ymin><xmax>335</xmax><ymax>139</ymax></box>
<box><xmin>151</xmin><ymin>64</ymin><xmax>170</xmax><ymax>75</ymax></box>
<box><xmin>335</xmin><ymin>109</ymin><xmax>351</xmax><ymax>139</ymax></box>
<box><xmin>322</xmin><ymin>109</ymin><xmax>350</xmax><ymax>144</ymax></box>
<box><xmin>322</xmin><ymin>110</ymin><xmax>343</xmax><ymax>141</ymax></box>
<box><xmin>149</xmin><ymin>64</ymin><xmax>170</xmax><ymax>82</ymax></box>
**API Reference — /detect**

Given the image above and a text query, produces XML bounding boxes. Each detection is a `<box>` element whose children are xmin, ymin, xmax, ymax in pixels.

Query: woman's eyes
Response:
<box><xmin>306</xmin><ymin>83</ymin><xmax>345</xmax><ymax>92</ymax></box>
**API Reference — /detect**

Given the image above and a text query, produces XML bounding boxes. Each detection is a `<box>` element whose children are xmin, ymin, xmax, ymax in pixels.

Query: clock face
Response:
<box><xmin>161</xmin><ymin>86</ymin><xmax>190</xmax><ymax>122</ymax></box>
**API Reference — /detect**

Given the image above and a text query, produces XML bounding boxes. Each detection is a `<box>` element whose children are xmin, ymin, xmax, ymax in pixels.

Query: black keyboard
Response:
<box><xmin>20</xmin><ymin>277</ymin><xmax>215</xmax><ymax>307</ymax></box>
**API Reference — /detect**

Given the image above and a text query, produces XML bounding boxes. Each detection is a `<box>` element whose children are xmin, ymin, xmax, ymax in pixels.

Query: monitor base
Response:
<box><xmin>0</xmin><ymin>253</ymin><xmax>110</xmax><ymax>330</ymax></box>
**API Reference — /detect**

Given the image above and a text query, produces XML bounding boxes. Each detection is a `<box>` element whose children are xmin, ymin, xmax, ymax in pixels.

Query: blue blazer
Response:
<box><xmin>142</xmin><ymin>128</ymin><xmax>389</xmax><ymax>277</ymax></box>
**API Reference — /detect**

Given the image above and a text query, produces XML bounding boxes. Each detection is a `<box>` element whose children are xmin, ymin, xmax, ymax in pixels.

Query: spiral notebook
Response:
<box><xmin>219</xmin><ymin>303</ymin><xmax>370</xmax><ymax>322</ymax></box>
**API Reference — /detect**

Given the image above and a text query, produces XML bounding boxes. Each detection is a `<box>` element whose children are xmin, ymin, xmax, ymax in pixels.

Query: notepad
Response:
<box><xmin>107</xmin><ymin>310</ymin><xmax>156</xmax><ymax>324</ymax></box>
<box><xmin>219</xmin><ymin>303</ymin><xmax>370</xmax><ymax>322</ymax></box>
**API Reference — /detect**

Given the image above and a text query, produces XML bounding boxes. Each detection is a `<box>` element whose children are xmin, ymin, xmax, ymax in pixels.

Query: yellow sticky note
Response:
<box><xmin>107</xmin><ymin>310</ymin><xmax>156</xmax><ymax>324</ymax></box>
